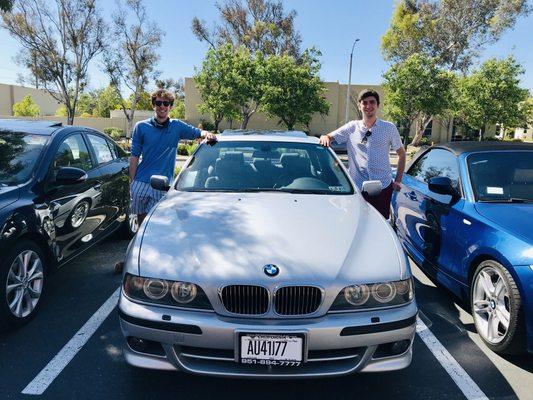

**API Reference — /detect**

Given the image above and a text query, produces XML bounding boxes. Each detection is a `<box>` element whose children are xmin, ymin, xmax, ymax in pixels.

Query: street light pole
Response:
<box><xmin>344</xmin><ymin>38</ymin><xmax>360</xmax><ymax>125</ymax></box>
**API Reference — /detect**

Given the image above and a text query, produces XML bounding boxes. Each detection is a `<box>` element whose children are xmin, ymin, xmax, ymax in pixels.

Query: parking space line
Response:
<box><xmin>416</xmin><ymin>317</ymin><xmax>489</xmax><ymax>400</ymax></box>
<box><xmin>21</xmin><ymin>288</ymin><xmax>120</xmax><ymax>396</ymax></box>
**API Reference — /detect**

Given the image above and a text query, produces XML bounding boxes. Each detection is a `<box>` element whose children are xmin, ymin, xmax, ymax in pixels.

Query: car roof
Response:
<box><xmin>0</xmin><ymin>119</ymin><xmax>63</xmax><ymax>136</ymax></box>
<box><xmin>434</xmin><ymin>141</ymin><xmax>533</xmax><ymax>155</ymax></box>
<box><xmin>216</xmin><ymin>134</ymin><xmax>319</xmax><ymax>144</ymax></box>
<box><xmin>221</xmin><ymin>129</ymin><xmax>308</xmax><ymax>138</ymax></box>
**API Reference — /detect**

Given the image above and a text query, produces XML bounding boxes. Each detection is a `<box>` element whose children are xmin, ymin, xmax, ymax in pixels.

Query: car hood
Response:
<box><xmin>474</xmin><ymin>203</ymin><xmax>533</xmax><ymax>243</ymax></box>
<box><xmin>0</xmin><ymin>185</ymin><xmax>20</xmax><ymax>212</ymax></box>
<box><xmin>137</xmin><ymin>191</ymin><xmax>406</xmax><ymax>286</ymax></box>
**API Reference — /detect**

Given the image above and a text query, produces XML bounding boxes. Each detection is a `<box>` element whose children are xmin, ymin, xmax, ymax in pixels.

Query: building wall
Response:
<box><xmin>0</xmin><ymin>83</ymin><xmax>61</xmax><ymax>116</ymax></box>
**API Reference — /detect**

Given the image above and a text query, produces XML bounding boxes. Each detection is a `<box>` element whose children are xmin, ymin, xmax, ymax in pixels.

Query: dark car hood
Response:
<box><xmin>0</xmin><ymin>185</ymin><xmax>20</xmax><ymax>212</ymax></box>
<box><xmin>474</xmin><ymin>203</ymin><xmax>533</xmax><ymax>243</ymax></box>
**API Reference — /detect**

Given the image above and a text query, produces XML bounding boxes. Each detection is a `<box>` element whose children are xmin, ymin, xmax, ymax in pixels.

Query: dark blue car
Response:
<box><xmin>391</xmin><ymin>141</ymin><xmax>533</xmax><ymax>355</ymax></box>
<box><xmin>0</xmin><ymin>119</ymin><xmax>136</xmax><ymax>330</ymax></box>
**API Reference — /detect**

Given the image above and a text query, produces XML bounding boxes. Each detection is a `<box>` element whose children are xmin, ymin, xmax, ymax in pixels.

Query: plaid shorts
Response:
<box><xmin>130</xmin><ymin>180</ymin><xmax>165</xmax><ymax>215</ymax></box>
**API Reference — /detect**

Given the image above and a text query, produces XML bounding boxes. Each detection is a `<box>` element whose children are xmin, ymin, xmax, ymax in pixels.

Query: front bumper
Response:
<box><xmin>119</xmin><ymin>291</ymin><xmax>417</xmax><ymax>378</ymax></box>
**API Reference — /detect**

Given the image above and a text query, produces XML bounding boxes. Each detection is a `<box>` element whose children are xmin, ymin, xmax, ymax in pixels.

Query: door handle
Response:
<box><xmin>93</xmin><ymin>181</ymin><xmax>102</xmax><ymax>190</ymax></box>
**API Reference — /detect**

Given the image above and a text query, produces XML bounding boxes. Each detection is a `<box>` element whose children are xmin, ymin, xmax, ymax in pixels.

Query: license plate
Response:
<box><xmin>240</xmin><ymin>333</ymin><xmax>303</xmax><ymax>366</ymax></box>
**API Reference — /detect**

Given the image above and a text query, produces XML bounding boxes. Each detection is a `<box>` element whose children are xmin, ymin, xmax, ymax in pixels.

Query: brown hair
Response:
<box><xmin>357</xmin><ymin>89</ymin><xmax>380</xmax><ymax>105</ymax></box>
<box><xmin>150</xmin><ymin>89</ymin><xmax>175</xmax><ymax>103</ymax></box>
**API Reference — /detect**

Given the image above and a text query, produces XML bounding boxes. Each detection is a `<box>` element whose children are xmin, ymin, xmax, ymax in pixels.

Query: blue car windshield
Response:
<box><xmin>175</xmin><ymin>140</ymin><xmax>354</xmax><ymax>194</ymax></box>
<box><xmin>0</xmin><ymin>131</ymin><xmax>48</xmax><ymax>185</ymax></box>
<box><xmin>467</xmin><ymin>151</ymin><xmax>533</xmax><ymax>202</ymax></box>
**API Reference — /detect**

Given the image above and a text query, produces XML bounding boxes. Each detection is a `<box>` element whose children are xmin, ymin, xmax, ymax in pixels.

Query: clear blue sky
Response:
<box><xmin>0</xmin><ymin>0</ymin><xmax>532</xmax><ymax>92</ymax></box>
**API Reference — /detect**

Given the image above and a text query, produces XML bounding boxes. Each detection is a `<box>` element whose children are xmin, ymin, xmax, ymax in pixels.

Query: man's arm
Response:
<box><xmin>393</xmin><ymin>146</ymin><xmax>406</xmax><ymax>191</ymax></box>
<box><xmin>129</xmin><ymin>156</ymin><xmax>139</xmax><ymax>182</ymax></box>
<box><xmin>319</xmin><ymin>121</ymin><xmax>353</xmax><ymax>147</ymax></box>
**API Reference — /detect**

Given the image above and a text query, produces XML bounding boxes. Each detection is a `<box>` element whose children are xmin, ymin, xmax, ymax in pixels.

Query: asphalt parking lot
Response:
<box><xmin>1</xmin><ymin>233</ymin><xmax>531</xmax><ymax>400</ymax></box>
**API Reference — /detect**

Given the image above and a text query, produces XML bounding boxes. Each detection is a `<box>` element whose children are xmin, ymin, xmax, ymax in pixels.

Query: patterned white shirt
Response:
<box><xmin>330</xmin><ymin>118</ymin><xmax>402</xmax><ymax>189</ymax></box>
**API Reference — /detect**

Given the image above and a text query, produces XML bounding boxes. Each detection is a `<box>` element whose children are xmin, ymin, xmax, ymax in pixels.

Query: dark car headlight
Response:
<box><xmin>330</xmin><ymin>278</ymin><xmax>414</xmax><ymax>311</ymax></box>
<box><xmin>123</xmin><ymin>273</ymin><xmax>213</xmax><ymax>310</ymax></box>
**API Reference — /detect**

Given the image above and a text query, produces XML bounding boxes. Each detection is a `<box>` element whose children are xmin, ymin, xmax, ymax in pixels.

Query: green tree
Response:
<box><xmin>103</xmin><ymin>0</ymin><xmax>161</xmax><ymax>136</ymax></box>
<box><xmin>12</xmin><ymin>94</ymin><xmax>40</xmax><ymax>117</ymax></box>
<box><xmin>2</xmin><ymin>0</ymin><xmax>106</xmax><ymax>124</ymax></box>
<box><xmin>382</xmin><ymin>0</ymin><xmax>530</xmax><ymax>72</ymax></box>
<box><xmin>127</xmin><ymin>90</ymin><xmax>152</xmax><ymax>111</ymax></box>
<box><xmin>93</xmin><ymin>86</ymin><xmax>122</xmax><ymax>117</ymax></box>
<box><xmin>194</xmin><ymin>44</ymin><xmax>240</xmax><ymax>132</ymax></box>
<box><xmin>261</xmin><ymin>49</ymin><xmax>329</xmax><ymax>130</ymax></box>
<box><xmin>192</xmin><ymin>0</ymin><xmax>301</xmax><ymax>58</ymax></box>
<box><xmin>382</xmin><ymin>53</ymin><xmax>454</xmax><ymax>146</ymax></box>
<box><xmin>456</xmin><ymin>56</ymin><xmax>529</xmax><ymax>139</ymax></box>
<box><xmin>169</xmin><ymin>100</ymin><xmax>185</xmax><ymax>119</ymax></box>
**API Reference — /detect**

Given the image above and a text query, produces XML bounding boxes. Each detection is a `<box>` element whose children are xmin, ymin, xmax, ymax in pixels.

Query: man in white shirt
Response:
<box><xmin>319</xmin><ymin>89</ymin><xmax>406</xmax><ymax>218</ymax></box>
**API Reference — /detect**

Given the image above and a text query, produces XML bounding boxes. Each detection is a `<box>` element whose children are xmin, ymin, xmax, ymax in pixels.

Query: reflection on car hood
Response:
<box><xmin>0</xmin><ymin>185</ymin><xmax>19</xmax><ymax>212</ymax></box>
<box><xmin>474</xmin><ymin>203</ymin><xmax>533</xmax><ymax>243</ymax></box>
<box><xmin>138</xmin><ymin>191</ymin><xmax>405</xmax><ymax>286</ymax></box>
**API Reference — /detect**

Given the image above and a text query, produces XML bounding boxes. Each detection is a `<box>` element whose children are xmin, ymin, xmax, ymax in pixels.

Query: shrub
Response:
<box><xmin>198</xmin><ymin>119</ymin><xmax>215</xmax><ymax>132</ymax></box>
<box><xmin>104</xmin><ymin>127</ymin><xmax>124</xmax><ymax>140</ymax></box>
<box><xmin>13</xmin><ymin>94</ymin><xmax>40</xmax><ymax>117</ymax></box>
<box><xmin>80</xmin><ymin>112</ymin><xmax>93</xmax><ymax>118</ymax></box>
<box><xmin>177</xmin><ymin>141</ymin><xmax>198</xmax><ymax>156</ymax></box>
<box><xmin>481</xmin><ymin>136</ymin><xmax>501</xmax><ymax>141</ymax></box>
<box><xmin>174</xmin><ymin>166</ymin><xmax>182</xmax><ymax>177</ymax></box>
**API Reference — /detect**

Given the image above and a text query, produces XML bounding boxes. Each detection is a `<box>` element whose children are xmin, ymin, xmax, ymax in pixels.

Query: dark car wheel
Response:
<box><xmin>0</xmin><ymin>240</ymin><xmax>46</xmax><ymax>331</ymax></box>
<box><xmin>470</xmin><ymin>260</ymin><xmax>526</xmax><ymax>354</ymax></box>
<box><xmin>122</xmin><ymin>206</ymin><xmax>138</xmax><ymax>239</ymax></box>
<box><xmin>69</xmin><ymin>200</ymin><xmax>90</xmax><ymax>228</ymax></box>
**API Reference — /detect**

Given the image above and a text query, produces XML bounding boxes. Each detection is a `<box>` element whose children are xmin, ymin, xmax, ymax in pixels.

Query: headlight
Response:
<box><xmin>330</xmin><ymin>278</ymin><xmax>413</xmax><ymax>311</ymax></box>
<box><xmin>123</xmin><ymin>273</ymin><xmax>212</xmax><ymax>310</ymax></box>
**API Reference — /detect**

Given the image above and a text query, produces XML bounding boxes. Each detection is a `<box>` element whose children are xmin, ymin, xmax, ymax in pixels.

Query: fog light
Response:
<box><xmin>127</xmin><ymin>337</ymin><xmax>165</xmax><ymax>356</ymax></box>
<box><xmin>373</xmin><ymin>339</ymin><xmax>411</xmax><ymax>358</ymax></box>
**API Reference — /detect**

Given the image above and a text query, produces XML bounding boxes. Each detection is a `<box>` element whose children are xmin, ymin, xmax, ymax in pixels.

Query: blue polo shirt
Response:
<box><xmin>131</xmin><ymin>118</ymin><xmax>201</xmax><ymax>183</ymax></box>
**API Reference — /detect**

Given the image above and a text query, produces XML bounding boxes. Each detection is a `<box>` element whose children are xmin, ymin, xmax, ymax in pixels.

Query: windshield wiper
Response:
<box><xmin>479</xmin><ymin>198</ymin><xmax>533</xmax><ymax>203</ymax></box>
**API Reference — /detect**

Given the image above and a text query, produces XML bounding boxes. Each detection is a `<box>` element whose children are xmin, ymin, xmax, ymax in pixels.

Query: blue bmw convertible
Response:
<box><xmin>391</xmin><ymin>141</ymin><xmax>532</xmax><ymax>355</ymax></box>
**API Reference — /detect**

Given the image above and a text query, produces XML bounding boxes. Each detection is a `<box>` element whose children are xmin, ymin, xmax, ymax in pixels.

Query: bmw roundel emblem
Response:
<box><xmin>263</xmin><ymin>264</ymin><xmax>279</xmax><ymax>277</ymax></box>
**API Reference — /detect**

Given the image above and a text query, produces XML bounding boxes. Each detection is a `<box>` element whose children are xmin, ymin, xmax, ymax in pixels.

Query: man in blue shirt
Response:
<box><xmin>115</xmin><ymin>89</ymin><xmax>216</xmax><ymax>273</ymax></box>
<box><xmin>129</xmin><ymin>88</ymin><xmax>216</xmax><ymax>226</ymax></box>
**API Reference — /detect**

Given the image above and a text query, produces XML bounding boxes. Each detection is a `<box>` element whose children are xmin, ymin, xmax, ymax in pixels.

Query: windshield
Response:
<box><xmin>0</xmin><ymin>131</ymin><xmax>48</xmax><ymax>185</ymax></box>
<box><xmin>467</xmin><ymin>151</ymin><xmax>533</xmax><ymax>203</ymax></box>
<box><xmin>176</xmin><ymin>140</ymin><xmax>354</xmax><ymax>194</ymax></box>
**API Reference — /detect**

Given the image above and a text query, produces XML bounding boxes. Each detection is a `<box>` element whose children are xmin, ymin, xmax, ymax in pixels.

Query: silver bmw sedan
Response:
<box><xmin>118</xmin><ymin>131</ymin><xmax>417</xmax><ymax>378</ymax></box>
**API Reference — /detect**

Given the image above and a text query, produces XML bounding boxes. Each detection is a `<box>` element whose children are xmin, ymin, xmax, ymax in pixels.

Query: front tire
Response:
<box><xmin>0</xmin><ymin>240</ymin><xmax>46</xmax><ymax>331</ymax></box>
<box><xmin>470</xmin><ymin>260</ymin><xmax>525</xmax><ymax>354</ymax></box>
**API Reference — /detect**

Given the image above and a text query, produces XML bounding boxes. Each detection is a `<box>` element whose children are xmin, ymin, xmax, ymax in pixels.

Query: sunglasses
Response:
<box><xmin>361</xmin><ymin>130</ymin><xmax>372</xmax><ymax>144</ymax></box>
<box><xmin>153</xmin><ymin>100</ymin><xmax>173</xmax><ymax>107</ymax></box>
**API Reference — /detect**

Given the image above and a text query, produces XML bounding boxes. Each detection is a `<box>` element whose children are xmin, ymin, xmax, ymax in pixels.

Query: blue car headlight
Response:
<box><xmin>123</xmin><ymin>273</ymin><xmax>213</xmax><ymax>310</ymax></box>
<box><xmin>330</xmin><ymin>278</ymin><xmax>414</xmax><ymax>311</ymax></box>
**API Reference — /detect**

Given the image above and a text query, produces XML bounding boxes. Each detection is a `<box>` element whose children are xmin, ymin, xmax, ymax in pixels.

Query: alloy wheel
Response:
<box><xmin>472</xmin><ymin>264</ymin><xmax>511</xmax><ymax>344</ymax></box>
<box><xmin>5</xmin><ymin>250</ymin><xmax>44</xmax><ymax>318</ymax></box>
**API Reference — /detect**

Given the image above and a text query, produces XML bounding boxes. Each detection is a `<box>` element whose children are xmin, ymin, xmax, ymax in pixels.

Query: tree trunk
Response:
<box><xmin>241</xmin><ymin>114</ymin><xmax>251</xmax><ymax>129</ymax></box>
<box><xmin>67</xmin><ymin>107</ymin><xmax>74</xmax><ymax>125</ymax></box>
<box><xmin>410</xmin><ymin>115</ymin><xmax>433</xmax><ymax>146</ymax></box>
<box><xmin>214</xmin><ymin>118</ymin><xmax>221</xmax><ymax>133</ymax></box>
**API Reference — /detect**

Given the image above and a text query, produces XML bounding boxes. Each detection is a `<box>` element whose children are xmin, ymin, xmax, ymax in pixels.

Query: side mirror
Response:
<box><xmin>361</xmin><ymin>180</ymin><xmax>382</xmax><ymax>197</ymax></box>
<box><xmin>428</xmin><ymin>177</ymin><xmax>457</xmax><ymax>197</ymax></box>
<box><xmin>56</xmin><ymin>167</ymin><xmax>87</xmax><ymax>185</ymax></box>
<box><xmin>150</xmin><ymin>175</ymin><xmax>170</xmax><ymax>191</ymax></box>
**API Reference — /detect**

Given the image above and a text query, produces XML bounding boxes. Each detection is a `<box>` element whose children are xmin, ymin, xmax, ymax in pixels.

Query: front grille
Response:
<box><xmin>274</xmin><ymin>286</ymin><xmax>322</xmax><ymax>315</ymax></box>
<box><xmin>221</xmin><ymin>285</ymin><xmax>269</xmax><ymax>315</ymax></box>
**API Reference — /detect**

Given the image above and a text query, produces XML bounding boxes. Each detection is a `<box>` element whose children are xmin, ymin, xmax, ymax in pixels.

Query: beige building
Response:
<box><xmin>0</xmin><ymin>83</ymin><xmax>151</xmax><ymax>135</ymax></box>
<box><xmin>1</xmin><ymin>81</ymin><xmax>465</xmax><ymax>143</ymax></box>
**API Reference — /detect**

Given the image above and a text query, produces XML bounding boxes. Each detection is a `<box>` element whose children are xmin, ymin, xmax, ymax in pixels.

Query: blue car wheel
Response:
<box><xmin>471</xmin><ymin>260</ymin><xmax>526</xmax><ymax>354</ymax></box>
